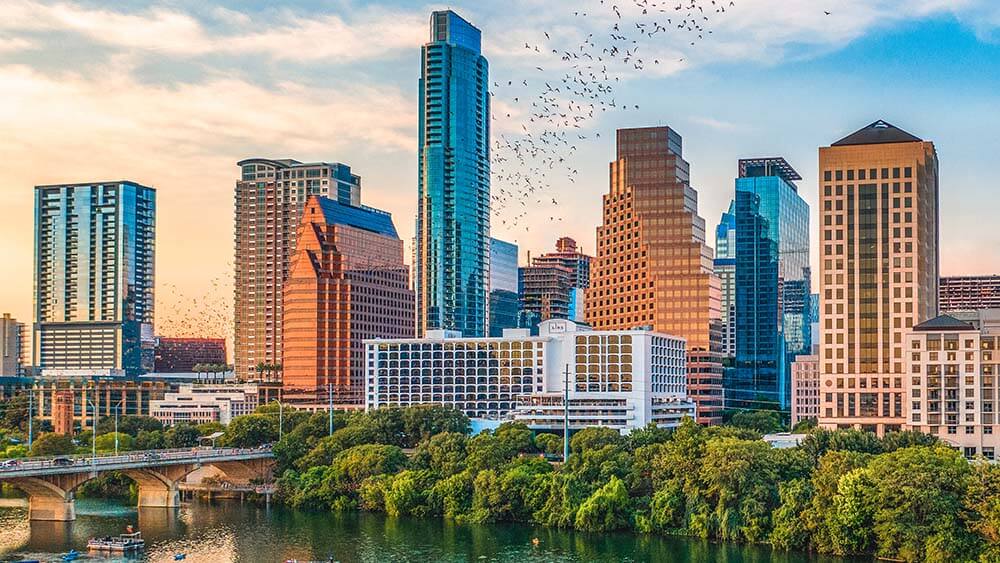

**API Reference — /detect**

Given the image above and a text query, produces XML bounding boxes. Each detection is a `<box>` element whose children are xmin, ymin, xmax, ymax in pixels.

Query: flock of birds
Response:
<box><xmin>489</xmin><ymin>0</ymin><xmax>746</xmax><ymax>236</ymax></box>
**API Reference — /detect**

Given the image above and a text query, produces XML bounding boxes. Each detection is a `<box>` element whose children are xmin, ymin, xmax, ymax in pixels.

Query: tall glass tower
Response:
<box><xmin>728</xmin><ymin>158</ymin><xmax>810</xmax><ymax>411</ymax></box>
<box><xmin>714</xmin><ymin>203</ymin><xmax>737</xmax><ymax>361</ymax></box>
<box><xmin>415</xmin><ymin>10</ymin><xmax>490</xmax><ymax>337</ymax></box>
<box><xmin>33</xmin><ymin>181</ymin><xmax>156</xmax><ymax>377</ymax></box>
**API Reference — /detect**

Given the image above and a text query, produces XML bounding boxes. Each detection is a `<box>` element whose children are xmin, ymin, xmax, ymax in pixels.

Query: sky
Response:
<box><xmin>2</xmin><ymin>0</ymin><xmax>1000</xmax><ymax>341</ymax></box>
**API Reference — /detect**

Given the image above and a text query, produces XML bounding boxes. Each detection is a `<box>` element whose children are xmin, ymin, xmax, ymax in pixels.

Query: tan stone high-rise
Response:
<box><xmin>233</xmin><ymin>158</ymin><xmax>361</xmax><ymax>381</ymax></box>
<box><xmin>586</xmin><ymin>126</ymin><xmax>723</xmax><ymax>424</ymax></box>
<box><xmin>817</xmin><ymin>120</ymin><xmax>939</xmax><ymax>435</ymax></box>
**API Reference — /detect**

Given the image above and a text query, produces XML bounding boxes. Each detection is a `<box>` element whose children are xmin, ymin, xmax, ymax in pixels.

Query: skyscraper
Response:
<box><xmin>818</xmin><ymin>120</ymin><xmax>939</xmax><ymax>435</ymax></box>
<box><xmin>714</xmin><ymin>203</ymin><xmax>737</xmax><ymax>361</ymax></box>
<box><xmin>233</xmin><ymin>158</ymin><xmax>361</xmax><ymax>381</ymax></box>
<box><xmin>33</xmin><ymin>181</ymin><xmax>155</xmax><ymax>377</ymax></box>
<box><xmin>586</xmin><ymin>126</ymin><xmax>724</xmax><ymax>424</ymax></box>
<box><xmin>283</xmin><ymin>195</ymin><xmax>413</xmax><ymax>405</ymax></box>
<box><xmin>728</xmin><ymin>157</ymin><xmax>811</xmax><ymax>412</ymax></box>
<box><xmin>415</xmin><ymin>10</ymin><xmax>491</xmax><ymax>337</ymax></box>
<box><xmin>489</xmin><ymin>238</ymin><xmax>519</xmax><ymax>337</ymax></box>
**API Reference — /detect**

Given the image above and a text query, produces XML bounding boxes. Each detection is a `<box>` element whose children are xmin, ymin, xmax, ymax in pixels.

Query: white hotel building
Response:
<box><xmin>148</xmin><ymin>383</ymin><xmax>259</xmax><ymax>426</ymax></box>
<box><xmin>364</xmin><ymin>319</ymin><xmax>696</xmax><ymax>432</ymax></box>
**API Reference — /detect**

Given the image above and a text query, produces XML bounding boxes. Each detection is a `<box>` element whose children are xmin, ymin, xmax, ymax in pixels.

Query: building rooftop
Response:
<box><xmin>738</xmin><ymin>157</ymin><xmax>802</xmax><ymax>182</ymax></box>
<box><xmin>315</xmin><ymin>196</ymin><xmax>398</xmax><ymax>238</ymax></box>
<box><xmin>830</xmin><ymin>120</ymin><xmax>923</xmax><ymax>146</ymax></box>
<box><xmin>912</xmin><ymin>314</ymin><xmax>976</xmax><ymax>332</ymax></box>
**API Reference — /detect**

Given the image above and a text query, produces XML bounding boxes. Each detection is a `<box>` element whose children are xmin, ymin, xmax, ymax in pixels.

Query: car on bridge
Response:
<box><xmin>53</xmin><ymin>457</ymin><xmax>74</xmax><ymax>467</ymax></box>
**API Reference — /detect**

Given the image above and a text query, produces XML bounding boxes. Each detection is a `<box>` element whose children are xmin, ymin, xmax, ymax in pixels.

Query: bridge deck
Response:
<box><xmin>0</xmin><ymin>447</ymin><xmax>273</xmax><ymax>479</ymax></box>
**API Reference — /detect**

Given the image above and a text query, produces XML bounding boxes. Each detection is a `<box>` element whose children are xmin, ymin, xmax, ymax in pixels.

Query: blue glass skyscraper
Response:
<box><xmin>727</xmin><ymin>158</ymin><xmax>810</xmax><ymax>411</ymax></box>
<box><xmin>415</xmin><ymin>10</ymin><xmax>490</xmax><ymax>337</ymax></box>
<box><xmin>714</xmin><ymin>202</ymin><xmax>737</xmax><ymax>361</ymax></box>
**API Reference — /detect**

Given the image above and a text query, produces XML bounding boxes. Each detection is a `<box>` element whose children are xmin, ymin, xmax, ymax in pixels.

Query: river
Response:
<box><xmin>0</xmin><ymin>498</ymin><xmax>866</xmax><ymax>562</ymax></box>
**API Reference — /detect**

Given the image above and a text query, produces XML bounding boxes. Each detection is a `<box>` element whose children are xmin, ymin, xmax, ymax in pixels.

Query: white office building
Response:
<box><xmin>148</xmin><ymin>383</ymin><xmax>259</xmax><ymax>426</ymax></box>
<box><xmin>365</xmin><ymin>319</ymin><xmax>695</xmax><ymax>432</ymax></box>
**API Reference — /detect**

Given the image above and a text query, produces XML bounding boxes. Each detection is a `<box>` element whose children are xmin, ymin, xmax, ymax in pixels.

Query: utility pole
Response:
<box><xmin>563</xmin><ymin>363</ymin><xmax>570</xmax><ymax>462</ymax></box>
<box><xmin>87</xmin><ymin>399</ymin><xmax>97</xmax><ymax>469</ymax></box>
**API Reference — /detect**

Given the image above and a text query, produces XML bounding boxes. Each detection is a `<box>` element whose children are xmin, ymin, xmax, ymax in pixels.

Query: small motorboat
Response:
<box><xmin>61</xmin><ymin>550</ymin><xmax>79</xmax><ymax>561</ymax></box>
<box><xmin>87</xmin><ymin>527</ymin><xmax>145</xmax><ymax>553</ymax></box>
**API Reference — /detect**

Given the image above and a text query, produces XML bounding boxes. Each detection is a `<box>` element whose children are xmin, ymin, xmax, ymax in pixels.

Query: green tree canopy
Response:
<box><xmin>222</xmin><ymin>414</ymin><xmax>278</xmax><ymax>448</ymax></box>
<box><xmin>30</xmin><ymin>432</ymin><xmax>75</xmax><ymax>457</ymax></box>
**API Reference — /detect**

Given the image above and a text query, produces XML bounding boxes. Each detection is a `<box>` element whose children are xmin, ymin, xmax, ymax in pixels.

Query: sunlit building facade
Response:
<box><xmin>233</xmin><ymin>158</ymin><xmax>361</xmax><ymax>381</ymax></box>
<box><xmin>818</xmin><ymin>120</ymin><xmax>939</xmax><ymax>435</ymax></box>
<box><xmin>586</xmin><ymin>126</ymin><xmax>724</xmax><ymax>424</ymax></box>
<box><xmin>415</xmin><ymin>10</ymin><xmax>491</xmax><ymax>338</ymax></box>
<box><xmin>728</xmin><ymin>157</ymin><xmax>811</xmax><ymax>411</ymax></box>
<box><xmin>906</xmin><ymin>311</ymin><xmax>1000</xmax><ymax>460</ymax></box>
<box><xmin>939</xmin><ymin>275</ymin><xmax>1000</xmax><ymax>313</ymax></box>
<box><xmin>791</xmin><ymin>354</ymin><xmax>820</xmax><ymax>426</ymax></box>
<box><xmin>365</xmin><ymin>319</ymin><xmax>695</xmax><ymax>431</ymax></box>
<box><xmin>282</xmin><ymin>195</ymin><xmax>414</xmax><ymax>405</ymax></box>
<box><xmin>33</xmin><ymin>181</ymin><xmax>156</xmax><ymax>377</ymax></box>
<box><xmin>1</xmin><ymin>313</ymin><xmax>25</xmax><ymax>377</ymax></box>
<box><xmin>714</xmin><ymin>203</ymin><xmax>737</xmax><ymax>361</ymax></box>
<box><xmin>154</xmin><ymin>337</ymin><xmax>227</xmax><ymax>373</ymax></box>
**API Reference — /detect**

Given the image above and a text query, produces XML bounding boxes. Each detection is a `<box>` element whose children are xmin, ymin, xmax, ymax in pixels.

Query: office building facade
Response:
<box><xmin>791</xmin><ymin>354</ymin><xmax>820</xmax><ymax>426</ymax></box>
<box><xmin>154</xmin><ymin>337</ymin><xmax>227</xmax><ymax>373</ymax></box>
<box><xmin>1</xmin><ymin>313</ymin><xmax>24</xmax><ymax>377</ymax></box>
<box><xmin>906</xmin><ymin>311</ymin><xmax>1000</xmax><ymax>460</ymax></box>
<box><xmin>586</xmin><ymin>126</ymin><xmax>724</xmax><ymax>424</ymax></box>
<box><xmin>489</xmin><ymin>238</ymin><xmax>520</xmax><ymax>337</ymax></box>
<box><xmin>415</xmin><ymin>10</ymin><xmax>491</xmax><ymax>338</ymax></box>
<box><xmin>939</xmin><ymin>275</ymin><xmax>1000</xmax><ymax>312</ymax></box>
<box><xmin>728</xmin><ymin>157</ymin><xmax>811</xmax><ymax>411</ymax></box>
<box><xmin>149</xmin><ymin>383</ymin><xmax>259</xmax><ymax>426</ymax></box>
<box><xmin>282</xmin><ymin>195</ymin><xmax>414</xmax><ymax>405</ymax></box>
<box><xmin>714</xmin><ymin>203</ymin><xmax>737</xmax><ymax>361</ymax></box>
<box><xmin>818</xmin><ymin>120</ymin><xmax>939</xmax><ymax>435</ymax></box>
<box><xmin>365</xmin><ymin>319</ymin><xmax>695</xmax><ymax>431</ymax></box>
<box><xmin>522</xmin><ymin>236</ymin><xmax>592</xmax><ymax>325</ymax></box>
<box><xmin>33</xmin><ymin>181</ymin><xmax>156</xmax><ymax>377</ymax></box>
<box><xmin>234</xmin><ymin>158</ymin><xmax>361</xmax><ymax>381</ymax></box>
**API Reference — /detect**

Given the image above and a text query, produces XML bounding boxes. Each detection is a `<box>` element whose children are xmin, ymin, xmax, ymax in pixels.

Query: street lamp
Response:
<box><xmin>27</xmin><ymin>387</ymin><xmax>34</xmax><ymax>450</ymax></box>
<box><xmin>86</xmin><ymin>399</ymin><xmax>98</xmax><ymax>469</ymax></box>
<box><xmin>113</xmin><ymin>399</ymin><xmax>125</xmax><ymax>455</ymax></box>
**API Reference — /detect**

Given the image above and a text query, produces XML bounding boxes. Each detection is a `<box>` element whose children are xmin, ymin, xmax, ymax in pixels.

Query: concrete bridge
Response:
<box><xmin>0</xmin><ymin>447</ymin><xmax>274</xmax><ymax>521</ymax></box>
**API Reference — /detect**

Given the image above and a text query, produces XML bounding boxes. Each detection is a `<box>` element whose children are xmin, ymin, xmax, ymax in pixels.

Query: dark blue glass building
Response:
<box><xmin>727</xmin><ymin>158</ymin><xmax>810</xmax><ymax>411</ymax></box>
<box><xmin>415</xmin><ymin>10</ymin><xmax>490</xmax><ymax>337</ymax></box>
<box><xmin>489</xmin><ymin>238</ymin><xmax>519</xmax><ymax>337</ymax></box>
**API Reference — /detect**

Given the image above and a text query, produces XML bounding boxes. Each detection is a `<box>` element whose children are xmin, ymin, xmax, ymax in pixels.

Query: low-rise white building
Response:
<box><xmin>365</xmin><ymin>319</ymin><xmax>695</xmax><ymax>432</ymax></box>
<box><xmin>148</xmin><ymin>383</ymin><xmax>259</xmax><ymax>426</ymax></box>
<box><xmin>906</xmin><ymin>310</ymin><xmax>1000</xmax><ymax>460</ymax></box>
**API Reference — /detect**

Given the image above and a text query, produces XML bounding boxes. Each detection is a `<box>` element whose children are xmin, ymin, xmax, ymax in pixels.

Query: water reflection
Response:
<box><xmin>0</xmin><ymin>499</ymin><xmax>865</xmax><ymax>563</ymax></box>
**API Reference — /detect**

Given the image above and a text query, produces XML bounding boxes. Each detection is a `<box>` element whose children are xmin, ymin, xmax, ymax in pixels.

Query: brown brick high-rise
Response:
<box><xmin>586</xmin><ymin>127</ymin><xmax>723</xmax><ymax>424</ymax></box>
<box><xmin>282</xmin><ymin>195</ymin><xmax>414</xmax><ymax>405</ymax></box>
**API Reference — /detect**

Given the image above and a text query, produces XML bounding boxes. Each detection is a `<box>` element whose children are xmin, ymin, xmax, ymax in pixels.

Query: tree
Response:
<box><xmin>30</xmin><ymin>432</ymin><xmax>75</xmax><ymax>457</ymax></box>
<box><xmin>965</xmin><ymin>461</ymin><xmax>1000</xmax><ymax>561</ymax></box>
<box><xmin>165</xmin><ymin>423</ymin><xmax>200</xmax><ymax>448</ymax></box>
<box><xmin>98</xmin><ymin>416</ymin><xmax>163</xmax><ymax>437</ymax></box>
<box><xmin>494</xmin><ymin>422</ymin><xmax>534</xmax><ymax>455</ymax></box>
<box><xmin>574</xmin><ymin>476</ymin><xmax>630</xmax><ymax>532</ymax></box>
<box><xmin>533</xmin><ymin>433</ymin><xmax>562</xmax><ymax>456</ymax></box>
<box><xmin>95</xmin><ymin>432</ymin><xmax>134</xmax><ymax>453</ymax></box>
<box><xmin>328</xmin><ymin>444</ymin><xmax>408</xmax><ymax>495</ymax></box>
<box><xmin>770</xmin><ymin>479</ymin><xmax>813</xmax><ymax>550</ymax></box>
<box><xmin>221</xmin><ymin>414</ymin><xmax>278</xmax><ymax>448</ymax></box>
<box><xmin>413</xmin><ymin>432</ymin><xmax>468</xmax><ymax>477</ymax></box>
<box><xmin>729</xmin><ymin>410</ymin><xmax>784</xmax><ymax>434</ymax></box>
<box><xmin>570</xmin><ymin>426</ymin><xmax>622</xmax><ymax>454</ymax></box>
<box><xmin>196</xmin><ymin>421</ymin><xmax>225</xmax><ymax>436</ymax></box>
<box><xmin>400</xmin><ymin>405</ymin><xmax>470</xmax><ymax>446</ymax></box>
<box><xmin>135</xmin><ymin>430</ymin><xmax>165</xmax><ymax>450</ymax></box>
<box><xmin>790</xmin><ymin>418</ymin><xmax>817</xmax><ymax>433</ymax></box>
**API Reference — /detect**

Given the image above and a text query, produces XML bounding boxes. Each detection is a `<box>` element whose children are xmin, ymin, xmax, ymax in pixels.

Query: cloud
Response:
<box><xmin>0</xmin><ymin>36</ymin><xmax>33</xmax><ymax>52</ymax></box>
<box><xmin>0</xmin><ymin>0</ymin><xmax>425</xmax><ymax>61</ymax></box>
<box><xmin>689</xmin><ymin>116</ymin><xmax>739</xmax><ymax>131</ymax></box>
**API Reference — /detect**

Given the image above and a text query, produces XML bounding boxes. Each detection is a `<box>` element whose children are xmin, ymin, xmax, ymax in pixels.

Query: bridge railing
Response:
<box><xmin>0</xmin><ymin>446</ymin><xmax>273</xmax><ymax>474</ymax></box>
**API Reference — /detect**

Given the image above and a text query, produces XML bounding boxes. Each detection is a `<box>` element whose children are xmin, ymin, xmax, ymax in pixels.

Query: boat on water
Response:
<box><xmin>87</xmin><ymin>528</ymin><xmax>145</xmax><ymax>553</ymax></box>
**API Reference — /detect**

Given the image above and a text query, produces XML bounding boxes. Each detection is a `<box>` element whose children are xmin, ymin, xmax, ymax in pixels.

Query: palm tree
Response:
<box><xmin>256</xmin><ymin>362</ymin><xmax>268</xmax><ymax>383</ymax></box>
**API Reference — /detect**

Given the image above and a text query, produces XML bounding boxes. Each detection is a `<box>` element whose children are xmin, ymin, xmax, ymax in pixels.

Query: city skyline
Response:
<box><xmin>2</xmin><ymin>1</ymin><xmax>1000</xmax><ymax>339</ymax></box>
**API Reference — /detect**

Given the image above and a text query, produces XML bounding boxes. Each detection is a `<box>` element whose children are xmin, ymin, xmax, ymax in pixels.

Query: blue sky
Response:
<box><xmin>1</xmin><ymin>0</ymin><xmax>999</xmax><ymax>335</ymax></box>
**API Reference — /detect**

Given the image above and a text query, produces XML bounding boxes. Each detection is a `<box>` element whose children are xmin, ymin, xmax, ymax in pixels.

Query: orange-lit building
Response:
<box><xmin>586</xmin><ymin>126</ymin><xmax>724</xmax><ymax>424</ymax></box>
<box><xmin>282</xmin><ymin>195</ymin><xmax>414</xmax><ymax>406</ymax></box>
<box><xmin>53</xmin><ymin>390</ymin><xmax>75</xmax><ymax>435</ymax></box>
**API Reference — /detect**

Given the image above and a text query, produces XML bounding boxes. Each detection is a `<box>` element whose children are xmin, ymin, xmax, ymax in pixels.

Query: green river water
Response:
<box><xmin>0</xmin><ymin>498</ymin><xmax>869</xmax><ymax>562</ymax></box>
